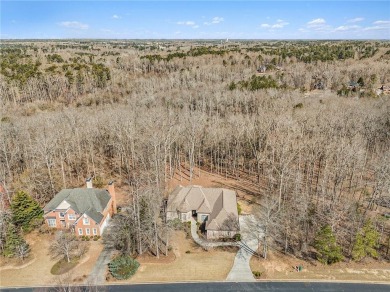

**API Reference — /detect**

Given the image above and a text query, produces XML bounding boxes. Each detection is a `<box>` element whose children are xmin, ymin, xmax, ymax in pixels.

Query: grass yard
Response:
<box><xmin>250</xmin><ymin>250</ymin><xmax>390</xmax><ymax>282</ymax></box>
<box><xmin>107</xmin><ymin>230</ymin><xmax>237</xmax><ymax>283</ymax></box>
<box><xmin>51</xmin><ymin>258</ymin><xmax>79</xmax><ymax>275</ymax></box>
<box><xmin>0</xmin><ymin>231</ymin><xmax>103</xmax><ymax>287</ymax></box>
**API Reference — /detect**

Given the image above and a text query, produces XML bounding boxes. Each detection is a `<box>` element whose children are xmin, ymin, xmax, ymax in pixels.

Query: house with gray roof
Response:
<box><xmin>43</xmin><ymin>179</ymin><xmax>117</xmax><ymax>236</ymax></box>
<box><xmin>166</xmin><ymin>185</ymin><xmax>240</xmax><ymax>239</ymax></box>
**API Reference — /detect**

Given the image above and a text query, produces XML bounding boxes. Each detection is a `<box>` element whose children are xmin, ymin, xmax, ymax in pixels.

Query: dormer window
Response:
<box><xmin>83</xmin><ymin>217</ymin><xmax>90</xmax><ymax>225</ymax></box>
<box><xmin>59</xmin><ymin>212</ymin><xmax>65</xmax><ymax>218</ymax></box>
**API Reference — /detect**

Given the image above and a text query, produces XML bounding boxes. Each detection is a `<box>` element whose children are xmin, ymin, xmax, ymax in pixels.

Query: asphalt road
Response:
<box><xmin>2</xmin><ymin>282</ymin><xmax>390</xmax><ymax>292</ymax></box>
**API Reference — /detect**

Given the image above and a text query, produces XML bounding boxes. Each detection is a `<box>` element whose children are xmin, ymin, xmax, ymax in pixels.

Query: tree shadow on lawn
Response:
<box><xmin>50</xmin><ymin>257</ymin><xmax>79</xmax><ymax>275</ymax></box>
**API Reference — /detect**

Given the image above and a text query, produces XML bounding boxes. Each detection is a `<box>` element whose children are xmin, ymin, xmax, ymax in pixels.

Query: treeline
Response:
<box><xmin>1</xmin><ymin>41</ymin><xmax>389</xmax><ymax>108</ymax></box>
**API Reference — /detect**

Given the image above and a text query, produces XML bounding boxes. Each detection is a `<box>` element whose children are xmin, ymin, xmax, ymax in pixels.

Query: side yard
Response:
<box><xmin>0</xmin><ymin>231</ymin><xmax>103</xmax><ymax>287</ymax></box>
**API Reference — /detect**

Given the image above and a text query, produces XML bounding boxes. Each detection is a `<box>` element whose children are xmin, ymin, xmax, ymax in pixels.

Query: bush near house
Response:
<box><xmin>109</xmin><ymin>255</ymin><xmax>140</xmax><ymax>280</ymax></box>
<box><xmin>237</xmin><ymin>203</ymin><xmax>242</xmax><ymax>215</ymax></box>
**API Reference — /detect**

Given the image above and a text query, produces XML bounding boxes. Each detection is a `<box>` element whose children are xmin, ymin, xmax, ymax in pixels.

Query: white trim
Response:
<box><xmin>83</xmin><ymin>217</ymin><xmax>90</xmax><ymax>225</ymax></box>
<box><xmin>93</xmin><ymin>228</ymin><xmax>97</xmax><ymax>235</ymax></box>
<box><xmin>86</xmin><ymin>228</ymin><xmax>90</xmax><ymax>235</ymax></box>
<box><xmin>100</xmin><ymin>213</ymin><xmax>110</xmax><ymax>235</ymax></box>
<box><xmin>74</xmin><ymin>213</ymin><xmax>95</xmax><ymax>225</ymax></box>
<box><xmin>78</xmin><ymin>228</ymin><xmax>83</xmax><ymax>235</ymax></box>
<box><xmin>57</xmin><ymin>200</ymin><xmax>71</xmax><ymax>210</ymax></box>
<box><xmin>68</xmin><ymin>213</ymin><xmax>76</xmax><ymax>220</ymax></box>
<box><xmin>48</xmin><ymin>219</ymin><xmax>56</xmax><ymax>227</ymax></box>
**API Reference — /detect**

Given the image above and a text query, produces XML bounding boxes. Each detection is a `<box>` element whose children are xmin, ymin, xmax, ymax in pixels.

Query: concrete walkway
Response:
<box><xmin>226</xmin><ymin>215</ymin><xmax>259</xmax><ymax>282</ymax></box>
<box><xmin>86</xmin><ymin>247</ymin><xmax>113</xmax><ymax>285</ymax></box>
<box><xmin>190</xmin><ymin>217</ymin><xmax>239</xmax><ymax>249</ymax></box>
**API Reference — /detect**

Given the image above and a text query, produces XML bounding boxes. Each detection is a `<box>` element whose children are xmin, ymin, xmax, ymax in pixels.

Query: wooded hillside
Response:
<box><xmin>1</xmin><ymin>40</ymin><xmax>389</xmax><ymax>261</ymax></box>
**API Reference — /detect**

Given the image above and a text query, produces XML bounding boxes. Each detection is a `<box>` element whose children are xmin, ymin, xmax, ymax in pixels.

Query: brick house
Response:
<box><xmin>43</xmin><ymin>179</ymin><xmax>117</xmax><ymax>236</ymax></box>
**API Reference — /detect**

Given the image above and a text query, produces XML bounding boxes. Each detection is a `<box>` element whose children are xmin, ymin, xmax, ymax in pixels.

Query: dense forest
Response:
<box><xmin>0</xmin><ymin>40</ymin><xmax>389</xmax><ymax>262</ymax></box>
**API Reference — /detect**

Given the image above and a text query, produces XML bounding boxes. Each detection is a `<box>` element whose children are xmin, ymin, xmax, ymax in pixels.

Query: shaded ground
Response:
<box><xmin>107</xmin><ymin>230</ymin><xmax>236</xmax><ymax>283</ymax></box>
<box><xmin>0</xmin><ymin>231</ymin><xmax>103</xmax><ymax>287</ymax></box>
<box><xmin>250</xmin><ymin>250</ymin><xmax>390</xmax><ymax>282</ymax></box>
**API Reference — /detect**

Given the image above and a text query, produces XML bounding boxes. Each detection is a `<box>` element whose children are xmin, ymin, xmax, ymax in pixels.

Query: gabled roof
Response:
<box><xmin>167</xmin><ymin>185</ymin><xmax>239</xmax><ymax>231</ymax></box>
<box><xmin>198</xmin><ymin>198</ymin><xmax>211</xmax><ymax>213</ymax></box>
<box><xmin>44</xmin><ymin>188</ymin><xmax>111</xmax><ymax>223</ymax></box>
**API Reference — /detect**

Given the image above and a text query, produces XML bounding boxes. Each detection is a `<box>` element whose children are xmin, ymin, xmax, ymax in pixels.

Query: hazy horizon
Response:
<box><xmin>1</xmin><ymin>1</ymin><xmax>389</xmax><ymax>40</ymax></box>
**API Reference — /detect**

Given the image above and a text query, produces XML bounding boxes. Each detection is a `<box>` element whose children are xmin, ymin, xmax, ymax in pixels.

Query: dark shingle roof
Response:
<box><xmin>44</xmin><ymin>188</ymin><xmax>111</xmax><ymax>223</ymax></box>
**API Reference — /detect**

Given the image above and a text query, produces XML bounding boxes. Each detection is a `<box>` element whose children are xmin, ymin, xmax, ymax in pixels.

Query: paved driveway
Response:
<box><xmin>226</xmin><ymin>215</ymin><xmax>260</xmax><ymax>282</ymax></box>
<box><xmin>86</xmin><ymin>247</ymin><xmax>113</xmax><ymax>285</ymax></box>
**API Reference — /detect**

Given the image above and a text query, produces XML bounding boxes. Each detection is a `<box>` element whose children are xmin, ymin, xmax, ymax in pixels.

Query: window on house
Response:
<box><xmin>182</xmin><ymin>213</ymin><xmax>186</xmax><ymax>221</ymax></box>
<box><xmin>93</xmin><ymin>228</ymin><xmax>97</xmax><ymax>235</ymax></box>
<box><xmin>59</xmin><ymin>212</ymin><xmax>65</xmax><ymax>218</ymax></box>
<box><xmin>48</xmin><ymin>219</ymin><xmax>56</xmax><ymax>227</ymax></box>
<box><xmin>201</xmin><ymin>215</ymin><xmax>208</xmax><ymax>221</ymax></box>
<box><xmin>83</xmin><ymin>217</ymin><xmax>90</xmax><ymax>225</ymax></box>
<box><xmin>68</xmin><ymin>214</ymin><xmax>76</xmax><ymax>220</ymax></box>
<box><xmin>86</xmin><ymin>228</ymin><xmax>90</xmax><ymax>235</ymax></box>
<box><xmin>78</xmin><ymin>228</ymin><xmax>83</xmax><ymax>235</ymax></box>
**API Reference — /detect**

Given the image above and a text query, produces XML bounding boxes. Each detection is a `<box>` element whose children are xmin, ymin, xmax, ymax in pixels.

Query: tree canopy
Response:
<box><xmin>314</xmin><ymin>225</ymin><xmax>343</xmax><ymax>265</ymax></box>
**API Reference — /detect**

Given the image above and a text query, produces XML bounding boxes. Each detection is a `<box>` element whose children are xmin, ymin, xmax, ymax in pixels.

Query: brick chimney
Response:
<box><xmin>86</xmin><ymin>177</ymin><xmax>93</xmax><ymax>189</ymax></box>
<box><xmin>108</xmin><ymin>181</ymin><xmax>117</xmax><ymax>214</ymax></box>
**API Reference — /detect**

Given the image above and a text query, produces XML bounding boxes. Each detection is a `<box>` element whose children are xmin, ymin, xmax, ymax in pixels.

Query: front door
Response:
<box><xmin>192</xmin><ymin>210</ymin><xmax>197</xmax><ymax>217</ymax></box>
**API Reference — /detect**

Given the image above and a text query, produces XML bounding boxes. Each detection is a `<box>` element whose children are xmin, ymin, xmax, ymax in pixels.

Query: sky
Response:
<box><xmin>1</xmin><ymin>1</ymin><xmax>390</xmax><ymax>39</ymax></box>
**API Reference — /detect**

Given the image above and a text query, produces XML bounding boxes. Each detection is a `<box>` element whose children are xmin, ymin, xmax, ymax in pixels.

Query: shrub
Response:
<box><xmin>108</xmin><ymin>255</ymin><xmax>140</xmax><ymax>280</ymax></box>
<box><xmin>168</xmin><ymin>218</ymin><xmax>183</xmax><ymax>230</ymax></box>
<box><xmin>228</xmin><ymin>81</ymin><xmax>237</xmax><ymax>91</ymax></box>
<box><xmin>252</xmin><ymin>271</ymin><xmax>262</xmax><ymax>278</ymax></box>
<box><xmin>237</xmin><ymin>203</ymin><xmax>242</xmax><ymax>215</ymax></box>
<box><xmin>294</xmin><ymin>103</ymin><xmax>303</xmax><ymax>109</ymax></box>
<box><xmin>185</xmin><ymin>250</ymin><xmax>191</xmax><ymax>254</ymax></box>
<box><xmin>234</xmin><ymin>233</ymin><xmax>241</xmax><ymax>241</ymax></box>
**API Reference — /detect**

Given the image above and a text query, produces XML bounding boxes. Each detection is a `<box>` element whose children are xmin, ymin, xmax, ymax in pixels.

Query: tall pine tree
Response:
<box><xmin>352</xmin><ymin>220</ymin><xmax>379</xmax><ymax>261</ymax></box>
<box><xmin>11</xmin><ymin>191</ymin><xmax>43</xmax><ymax>231</ymax></box>
<box><xmin>3</xmin><ymin>223</ymin><xmax>28</xmax><ymax>258</ymax></box>
<box><xmin>314</xmin><ymin>225</ymin><xmax>343</xmax><ymax>265</ymax></box>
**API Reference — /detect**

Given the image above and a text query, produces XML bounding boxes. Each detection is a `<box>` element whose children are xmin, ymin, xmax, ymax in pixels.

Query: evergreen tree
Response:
<box><xmin>314</xmin><ymin>225</ymin><xmax>343</xmax><ymax>265</ymax></box>
<box><xmin>11</xmin><ymin>191</ymin><xmax>43</xmax><ymax>231</ymax></box>
<box><xmin>3</xmin><ymin>223</ymin><xmax>27</xmax><ymax>258</ymax></box>
<box><xmin>352</xmin><ymin>220</ymin><xmax>379</xmax><ymax>261</ymax></box>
